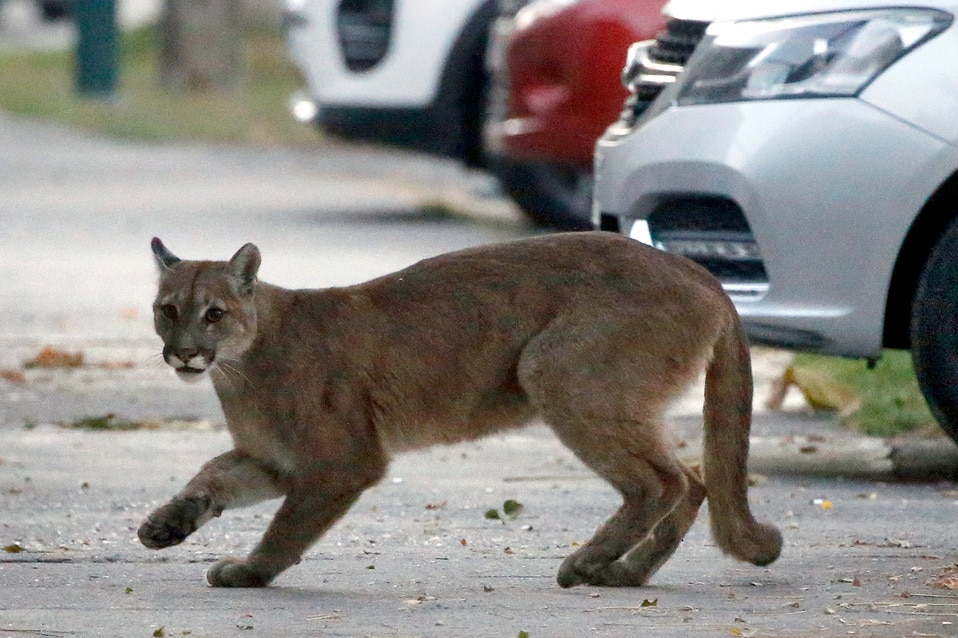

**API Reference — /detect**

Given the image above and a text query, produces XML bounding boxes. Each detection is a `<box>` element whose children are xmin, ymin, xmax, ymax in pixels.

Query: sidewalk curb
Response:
<box><xmin>747</xmin><ymin>436</ymin><xmax>958</xmax><ymax>482</ymax></box>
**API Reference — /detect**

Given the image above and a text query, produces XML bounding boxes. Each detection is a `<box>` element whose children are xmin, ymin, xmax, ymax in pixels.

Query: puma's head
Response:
<box><xmin>150</xmin><ymin>238</ymin><xmax>261</xmax><ymax>383</ymax></box>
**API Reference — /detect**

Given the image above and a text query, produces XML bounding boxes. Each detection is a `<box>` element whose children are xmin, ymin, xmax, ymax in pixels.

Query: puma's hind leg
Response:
<box><xmin>517</xmin><ymin>313</ymin><xmax>711</xmax><ymax>587</ymax></box>
<box><xmin>138</xmin><ymin>450</ymin><xmax>287</xmax><ymax>550</ymax></box>
<box><xmin>548</xmin><ymin>418</ymin><xmax>692</xmax><ymax>587</ymax></box>
<box><xmin>619</xmin><ymin>463</ymin><xmax>706</xmax><ymax>584</ymax></box>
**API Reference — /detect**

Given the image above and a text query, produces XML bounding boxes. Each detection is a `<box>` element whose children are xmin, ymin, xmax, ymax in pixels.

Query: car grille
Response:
<box><xmin>337</xmin><ymin>0</ymin><xmax>394</xmax><ymax>72</ymax></box>
<box><xmin>620</xmin><ymin>18</ymin><xmax>708</xmax><ymax>125</ymax></box>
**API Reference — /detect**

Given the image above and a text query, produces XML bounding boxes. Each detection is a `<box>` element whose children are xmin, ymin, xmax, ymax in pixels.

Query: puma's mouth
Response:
<box><xmin>164</xmin><ymin>349</ymin><xmax>213</xmax><ymax>383</ymax></box>
<box><xmin>175</xmin><ymin>366</ymin><xmax>207</xmax><ymax>383</ymax></box>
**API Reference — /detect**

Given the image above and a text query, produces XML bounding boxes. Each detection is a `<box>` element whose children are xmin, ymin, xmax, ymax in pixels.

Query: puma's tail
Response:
<box><xmin>702</xmin><ymin>318</ymin><xmax>782</xmax><ymax>567</ymax></box>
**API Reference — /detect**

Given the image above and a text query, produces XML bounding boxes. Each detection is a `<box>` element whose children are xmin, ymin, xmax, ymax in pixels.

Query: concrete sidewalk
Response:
<box><xmin>1</xmin><ymin>350</ymin><xmax>957</xmax><ymax>637</ymax></box>
<box><xmin>2</xmin><ymin>421</ymin><xmax>957</xmax><ymax>638</ymax></box>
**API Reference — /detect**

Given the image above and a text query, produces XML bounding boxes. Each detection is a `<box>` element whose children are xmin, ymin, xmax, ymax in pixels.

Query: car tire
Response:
<box><xmin>490</xmin><ymin>158</ymin><xmax>593</xmax><ymax>231</ymax></box>
<box><xmin>910</xmin><ymin>216</ymin><xmax>958</xmax><ymax>445</ymax></box>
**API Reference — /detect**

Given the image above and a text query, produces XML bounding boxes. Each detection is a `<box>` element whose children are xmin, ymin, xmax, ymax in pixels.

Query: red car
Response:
<box><xmin>486</xmin><ymin>0</ymin><xmax>666</xmax><ymax>229</ymax></box>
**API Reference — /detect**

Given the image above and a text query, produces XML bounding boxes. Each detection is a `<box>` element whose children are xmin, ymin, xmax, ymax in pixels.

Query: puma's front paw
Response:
<box><xmin>138</xmin><ymin>494</ymin><xmax>212</xmax><ymax>549</ymax></box>
<box><xmin>207</xmin><ymin>558</ymin><xmax>271</xmax><ymax>588</ymax></box>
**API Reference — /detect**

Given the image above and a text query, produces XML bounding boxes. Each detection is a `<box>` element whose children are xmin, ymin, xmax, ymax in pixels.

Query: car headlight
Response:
<box><xmin>675</xmin><ymin>8</ymin><xmax>951</xmax><ymax>105</ymax></box>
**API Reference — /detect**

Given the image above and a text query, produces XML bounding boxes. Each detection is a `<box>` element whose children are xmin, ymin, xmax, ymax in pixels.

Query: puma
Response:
<box><xmin>138</xmin><ymin>232</ymin><xmax>781</xmax><ymax>588</ymax></box>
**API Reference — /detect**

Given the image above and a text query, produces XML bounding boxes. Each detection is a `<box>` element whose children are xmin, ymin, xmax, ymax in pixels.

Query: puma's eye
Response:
<box><xmin>205</xmin><ymin>307</ymin><xmax>225</xmax><ymax>323</ymax></box>
<box><xmin>158</xmin><ymin>304</ymin><xmax>178</xmax><ymax>321</ymax></box>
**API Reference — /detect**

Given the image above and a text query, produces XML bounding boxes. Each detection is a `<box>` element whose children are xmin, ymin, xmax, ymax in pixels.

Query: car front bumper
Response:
<box><xmin>594</xmin><ymin>98</ymin><xmax>953</xmax><ymax>358</ymax></box>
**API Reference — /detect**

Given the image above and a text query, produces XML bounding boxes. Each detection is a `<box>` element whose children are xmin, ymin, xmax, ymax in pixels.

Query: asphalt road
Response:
<box><xmin>1</xmin><ymin>113</ymin><xmax>957</xmax><ymax>637</ymax></box>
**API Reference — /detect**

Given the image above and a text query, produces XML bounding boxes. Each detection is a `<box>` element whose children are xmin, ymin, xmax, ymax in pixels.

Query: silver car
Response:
<box><xmin>593</xmin><ymin>0</ymin><xmax>958</xmax><ymax>443</ymax></box>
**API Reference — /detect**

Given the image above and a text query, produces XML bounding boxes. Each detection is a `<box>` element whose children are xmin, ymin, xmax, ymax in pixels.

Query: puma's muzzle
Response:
<box><xmin>163</xmin><ymin>348</ymin><xmax>213</xmax><ymax>382</ymax></box>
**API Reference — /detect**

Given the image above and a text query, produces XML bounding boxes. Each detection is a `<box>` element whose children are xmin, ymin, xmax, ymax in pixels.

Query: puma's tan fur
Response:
<box><xmin>139</xmin><ymin>232</ymin><xmax>781</xmax><ymax>588</ymax></box>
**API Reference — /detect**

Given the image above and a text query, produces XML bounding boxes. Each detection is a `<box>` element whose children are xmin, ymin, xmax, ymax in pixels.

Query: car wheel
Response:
<box><xmin>910</xmin><ymin>216</ymin><xmax>958</xmax><ymax>445</ymax></box>
<box><xmin>490</xmin><ymin>158</ymin><xmax>593</xmax><ymax>231</ymax></box>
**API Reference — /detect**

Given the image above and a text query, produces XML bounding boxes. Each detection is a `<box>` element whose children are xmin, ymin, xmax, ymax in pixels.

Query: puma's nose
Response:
<box><xmin>164</xmin><ymin>346</ymin><xmax>202</xmax><ymax>368</ymax></box>
<box><xmin>176</xmin><ymin>347</ymin><xmax>200</xmax><ymax>361</ymax></box>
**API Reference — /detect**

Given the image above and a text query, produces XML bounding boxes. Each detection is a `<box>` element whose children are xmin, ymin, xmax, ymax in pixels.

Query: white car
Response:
<box><xmin>284</xmin><ymin>0</ymin><xmax>494</xmax><ymax>164</ymax></box>
<box><xmin>593</xmin><ymin>0</ymin><xmax>958</xmax><ymax>443</ymax></box>
<box><xmin>283</xmin><ymin>0</ymin><xmax>595</xmax><ymax>229</ymax></box>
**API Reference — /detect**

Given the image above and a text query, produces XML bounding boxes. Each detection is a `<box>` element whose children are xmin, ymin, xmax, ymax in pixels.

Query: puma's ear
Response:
<box><xmin>228</xmin><ymin>243</ymin><xmax>261</xmax><ymax>295</ymax></box>
<box><xmin>151</xmin><ymin>237</ymin><xmax>181</xmax><ymax>272</ymax></box>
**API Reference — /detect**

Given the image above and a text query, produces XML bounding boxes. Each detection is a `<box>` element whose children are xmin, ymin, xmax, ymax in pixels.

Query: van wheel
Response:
<box><xmin>491</xmin><ymin>158</ymin><xmax>593</xmax><ymax>231</ymax></box>
<box><xmin>910</xmin><ymin>216</ymin><xmax>958</xmax><ymax>445</ymax></box>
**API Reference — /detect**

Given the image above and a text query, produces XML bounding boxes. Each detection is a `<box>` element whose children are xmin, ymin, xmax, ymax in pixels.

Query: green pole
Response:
<box><xmin>75</xmin><ymin>0</ymin><xmax>118</xmax><ymax>97</ymax></box>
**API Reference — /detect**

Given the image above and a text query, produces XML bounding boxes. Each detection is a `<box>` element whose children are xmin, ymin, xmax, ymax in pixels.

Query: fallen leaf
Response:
<box><xmin>425</xmin><ymin>501</ymin><xmax>447</xmax><ymax>510</ymax></box>
<box><xmin>3</xmin><ymin>543</ymin><xmax>24</xmax><ymax>553</ymax></box>
<box><xmin>460</xmin><ymin>538</ymin><xmax>467</xmax><ymax>546</ymax></box>
<box><xmin>24</xmin><ymin>347</ymin><xmax>84</xmax><ymax>369</ymax></box>
<box><xmin>484</xmin><ymin>508</ymin><xmax>501</xmax><ymax>520</ymax></box>
<box><xmin>98</xmin><ymin>360</ymin><xmax>136</xmax><ymax>370</ymax></box>
<box><xmin>502</xmin><ymin>499</ymin><xmax>524</xmax><ymax>518</ymax></box>
<box><xmin>153</xmin><ymin>628</ymin><xmax>165</xmax><ymax>638</ymax></box>
<box><xmin>517</xmin><ymin>631</ymin><xmax>530</xmax><ymax>638</ymax></box>
<box><xmin>765</xmin><ymin>364</ymin><xmax>860</xmax><ymax>415</ymax></box>
<box><xmin>926</xmin><ymin>564</ymin><xmax>958</xmax><ymax>589</ymax></box>
<box><xmin>641</xmin><ymin>598</ymin><xmax>658</xmax><ymax>607</ymax></box>
<box><xmin>0</xmin><ymin>369</ymin><xmax>26</xmax><ymax>384</ymax></box>
<box><xmin>881</xmin><ymin>538</ymin><xmax>912</xmax><ymax>548</ymax></box>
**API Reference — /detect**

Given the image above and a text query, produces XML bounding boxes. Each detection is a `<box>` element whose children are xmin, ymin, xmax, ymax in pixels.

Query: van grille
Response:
<box><xmin>337</xmin><ymin>0</ymin><xmax>394</xmax><ymax>72</ymax></box>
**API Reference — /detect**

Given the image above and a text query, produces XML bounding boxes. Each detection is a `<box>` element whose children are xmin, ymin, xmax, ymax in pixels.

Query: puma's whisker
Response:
<box><xmin>216</xmin><ymin>359</ymin><xmax>252</xmax><ymax>388</ymax></box>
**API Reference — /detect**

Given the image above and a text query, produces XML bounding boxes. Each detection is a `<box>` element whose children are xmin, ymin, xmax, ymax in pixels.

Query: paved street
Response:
<box><xmin>0</xmin><ymin>108</ymin><xmax>957</xmax><ymax>637</ymax></box>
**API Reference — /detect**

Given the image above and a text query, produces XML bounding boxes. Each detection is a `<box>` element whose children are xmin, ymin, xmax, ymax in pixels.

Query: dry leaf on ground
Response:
<box><xmin>0</xmin><ymin>369</ymin><xmax>26</xmax><ymax>384</ymax></box>
<box><xmin>926</xmin><ymin>564</ymin><xmax>958</xmax><ymax>590</ymax></box>
<box><xmin>24</xmin><ymin>347</ymin><xmax>84</xmax><ymax>369</ymax></box>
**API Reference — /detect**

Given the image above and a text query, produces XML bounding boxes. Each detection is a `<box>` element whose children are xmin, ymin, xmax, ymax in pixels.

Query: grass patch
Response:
<box><xmin>792</xmin><ymin>350</ymin><xmax>938</xmax><ymax>437</ymax></box>
<box><xmin>66</xmin><ymin>414</ymin><xmax>141</xmax><ymax>431</ymax></box>
<box><xmin>0</xmin><ymin>25</ymin><xmax>321</xmax><ymax>147</ymax></box>
<box><xmin>58</xmin><ymin>415</ymin><xmax>220</xmax><ymax>431</ymax></box>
